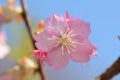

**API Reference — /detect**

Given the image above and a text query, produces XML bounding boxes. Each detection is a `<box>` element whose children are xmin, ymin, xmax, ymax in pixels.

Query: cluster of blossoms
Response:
<box><xmin>31</xmin><ymin>12</ymin><xmax>97</xmax><ymax>70</ymax></box>
<box><xmin>0</xmin><ymin>0</ymin><xmax>22</xmax><ymax>26</ymax></box>
<box><xmin>0</xmin><ymin>0</ymin><xmax>22</xmax><ymax>59</ymax></box>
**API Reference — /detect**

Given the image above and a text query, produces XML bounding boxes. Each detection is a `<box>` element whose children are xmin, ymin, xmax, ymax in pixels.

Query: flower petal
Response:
<box><xmin>69</xmin><ymin>18</ymin><xmax>90</xmax><ymax>41</ymax></box>
<box><xmin>65</xmin><ymin>11</ymin><xmax>70</xmax><ymax>25</ymax></box>
<box><xmin>70</xmin><ymin>39</ymin><xmax>96</xmax><ymax>63</ymax></box>
<box><xmin>47</xmin><ymin>47</ymin><xmax>69</xmax><ymax>70</ymax></box>
<box><xmin>35</xmin><ymin>31</ymin><xmax>56</xmax><ymax>52</ymax></box>
<box><xmin>30</xmin><ymin>50</ymin><xmax>47</xmax><ymax>63</ymax></box>
<box><xmin>45</xmin><ymin>14</ymin><xmax>66</xmax><ymax>35</ymax></box>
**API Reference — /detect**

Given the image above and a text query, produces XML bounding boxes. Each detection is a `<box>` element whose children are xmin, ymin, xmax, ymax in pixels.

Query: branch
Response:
<box><xmin>20</xmin><ymin>0</ymin><xmax>35</xmax><ymax>48</ymax></box>
<box><xmin>95</xmin><ymin>57</ymin><xmax>120</xmax><ymax>80</ymax></box>
<box><xmin>20</xmin><ymin>0</ymin><xmax>46</xmax><ymax>80</ymax></box>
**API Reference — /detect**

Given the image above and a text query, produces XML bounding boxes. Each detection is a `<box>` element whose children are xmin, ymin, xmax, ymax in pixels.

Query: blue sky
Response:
<box><xmin>0</xmin><ymin>0</ymin><xmax>120</xmax><ymax>80</ymax></box>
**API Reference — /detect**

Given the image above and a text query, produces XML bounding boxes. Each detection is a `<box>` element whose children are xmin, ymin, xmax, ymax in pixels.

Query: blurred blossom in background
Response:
<box><xmin>0</xmin><ymin>31</ymin><xmax>9</xmax><ymax>59</ymax></box>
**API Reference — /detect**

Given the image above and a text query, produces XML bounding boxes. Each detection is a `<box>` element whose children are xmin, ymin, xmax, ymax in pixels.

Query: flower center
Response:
<box><xmin>59</xmin><ymin>32</ymin><xmax>74</xmax><ymax>46</ymax></box>
<box><xmin>56</xmin><ymin>31</ymin><xmax>79</xmax><ymax>55</ymax></box>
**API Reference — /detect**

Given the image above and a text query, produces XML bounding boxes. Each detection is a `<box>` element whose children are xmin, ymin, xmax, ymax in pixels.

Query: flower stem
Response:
<box><xmin>20</xmin><ymin>0</ymin><xmax>46</xmax><ymax>80</ymax></box>
<box><xmin>95</xmin><ymin>57</ymin><xmax>120</xmax><ymax>80</ymax></box>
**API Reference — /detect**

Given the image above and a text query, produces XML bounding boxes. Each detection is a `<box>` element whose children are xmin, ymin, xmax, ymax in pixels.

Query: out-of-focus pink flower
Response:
<box><xmin>0</xmin><ymin>32</ymin><xmax>10</xmax><ymax>59</ymax></box>
<box><xmin>7</xmin><ymin>0</ymin><xmax>23</xmax><ymax>22</ymax></box>
<box><xmin>31</xmin><ymin>50</ymin><xmax>47</xmax><ymax>63</ymax></box>
<box><xmin>7</xmin><ymin>0</ymin><xmax>22</xmax><ymax>14</ymax></box>
<box><xmin>35</xmin><ymin>12</ymin><xmax>96</xmax><ymax>69</ymax></box>
<box><xmin>0</xmin><ymin>0</ymin><xmax>22</xmax><ymax>25</ymax></box>
<box><xmin>0</xmin><ymin>6</ymin><xmax>19</xmax><ymax>25</ymax></box>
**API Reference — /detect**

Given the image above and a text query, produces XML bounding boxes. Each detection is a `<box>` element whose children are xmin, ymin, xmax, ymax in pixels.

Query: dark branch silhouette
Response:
<box><xmin>96</xmin><ymin>57</ymin><xmax>120</xmax><ymax>80</ymax></box>
<box><xmin>20</xmin><ymin>0</ymin><xmax>46</xmax><ymax>80</ymax></box>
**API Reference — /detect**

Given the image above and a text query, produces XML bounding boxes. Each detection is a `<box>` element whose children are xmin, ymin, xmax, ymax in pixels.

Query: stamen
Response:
<box><xmin>68</xmin><ymin>29</ymin><xmax>82</xmax><ymax>37</ymax></box>
<box><xmin>70</xmin><ymin>33</ymin><xmax>78</xmax><ymax>37</ymax></box>
<box><xmin>55</xmin><ymin>30</ymin><xmax>79</xmax><ymax>55</ymax></box>
<box><xmin>61</xmin><ymin>45</ymin><xmax>64</xmax><ymax>55</ymax></box>
<box><xmin>64</xmin><ymin>44</ymin><xmax>71</xmax><ymax>54</ymax></box>
<box><xmin>48</xmin><ymin>35</ymin><xmax>59</xmax><ymax>40</ymax></box>
<box><xmin>67</xmin><ymin>45</ymin><xmax>76</xmax><ymax>52</ymax></box>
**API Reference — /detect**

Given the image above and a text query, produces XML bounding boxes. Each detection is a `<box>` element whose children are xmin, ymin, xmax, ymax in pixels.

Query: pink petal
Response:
<box><xmin>45</xmin><ymin>14</ymin><xmax>66</xmax><ymax>35</ymax></box>
<box><xmin>35</xmin><ymin>31</ymin><xmax>56</xmax><ymax>52</ymax></box>
<box><xmin>30</xmin><ymin>50</ymin><xmax>47</xmax><ymax>63</ymax></box>
<box><xmin>47</xmin><ymin>47</ymin><xmax>69</xmax><ymax>70</ymax></box>
<box><xmin>69</xmin><ymin>18</ymin><xmax>90</xmax><ymax>41</ymax></box>
<box><xmin>69</xmin><ymin>39</ymin><xmax>96</xmax><ymax>63</ymax></box>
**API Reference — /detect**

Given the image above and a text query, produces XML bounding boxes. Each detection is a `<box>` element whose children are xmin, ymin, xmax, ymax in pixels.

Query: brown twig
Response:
<box><xmin>95</xmin><ymin>57</ymin><xmax>120</xmax><ymax>80</ymax></box>
<box><xmin>20</xmin><ymin>0</ymin><xmax>35</xmax><ymax>48</ymax></box>
<box><xmin>35</xmin><ymin>62</ymin><xmax>46</xmax><ymax>80</ymax></box>
<box><xmin>20</xmin><ymin>0</ymin><xmax>46</xmax><ymax>80</ymax></box>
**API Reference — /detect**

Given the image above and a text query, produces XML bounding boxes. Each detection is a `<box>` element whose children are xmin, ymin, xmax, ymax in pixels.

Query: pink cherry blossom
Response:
<box><xmin>0</xmin><ymin>31</ymin><xmax>10</xmax><ymax>59</ymax></box>
<box><xmin>35</xmin><ymin>12</ymin><xmax>96</xmax><ymax>69</ymax></box>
